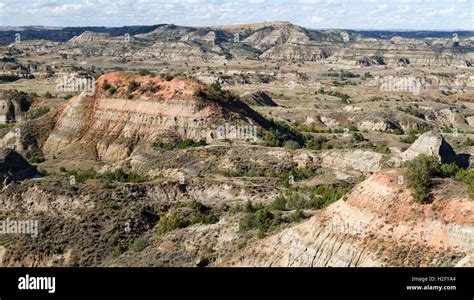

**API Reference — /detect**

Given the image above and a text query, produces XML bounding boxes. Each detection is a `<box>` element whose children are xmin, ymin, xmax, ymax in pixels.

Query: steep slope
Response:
<box><xmin>400</xmin><ymin>131</ymin><xmax>457</xmax><ymax>163</ymax></box>
<box><xmin>259</xmin><ymin>43</ymin><xmax>327</xmax><ymax>61</ymax></box>
<box><xmin>134</xmin><ymin>41</ymin><xmax>226</xmax><ymax>62</ymax></box>
<box><xmin>241</xmin><ymin>91</ymin><xmax>278</xmax><ymax>107</ymax></box>
<box><xmin>43</xmin><ymin>72</ymin><xmax>270</xmax><ymax>161</ymax></box>
<box><xmin>225</xmin><ymin>169</ymin><xmax>474</xmax><ymax>267</ymax></box>
<box><xmin>0</xmin><ymin>90</ymin><xmax>31</xmax><ymax>123</ymax></box>
<box><xmin>0</xmin><ymin>147</ymin><xmax>38</xmax><ymax>183</ymax></box>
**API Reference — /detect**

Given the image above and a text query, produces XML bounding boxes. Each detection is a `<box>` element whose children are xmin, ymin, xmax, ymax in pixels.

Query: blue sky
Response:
<box><xmin>0</xmin><ymin>0</ymin><xmax>472</xmax><ymax>30</ymax></box>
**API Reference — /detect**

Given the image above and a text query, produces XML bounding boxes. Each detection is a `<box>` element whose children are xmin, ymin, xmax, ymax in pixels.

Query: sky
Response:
<box><xmin>0</xmin><ymin>0</ymin><xmax>472</xmax><ymax>30</ymax></box>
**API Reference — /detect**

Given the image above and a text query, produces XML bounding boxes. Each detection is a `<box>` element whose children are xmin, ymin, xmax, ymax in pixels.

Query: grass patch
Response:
<box><xmin>62</xmin><ymin>168</ymin><xmax>148</xmax><ymax>183</ymax></box>
<box><xmin>153</xmin><ymin>138</ymin><xmax>207</xmax><ymax>150</ymax></box>
<box><xmin>235</xmin><ymin>182</ymin><xmax>353</xmax><ymax>237</ymax></box>
<box><xmin>404</xmin><ymin>155</ymin><xmax>474</xmax><ymax>202</ymax></box>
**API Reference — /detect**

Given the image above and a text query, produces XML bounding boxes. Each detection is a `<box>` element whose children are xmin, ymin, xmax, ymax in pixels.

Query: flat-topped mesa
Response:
<box><xmin>67</xmin><ymin>31</ymin><xmax>112</xmax><ymax>44</ymax></box>
<box><xmin>43</xmin><ymin>72</ymin><xmax>267</xmax><ymax>162</ymax></box>
<box><xmin>95</xmin><ymin>72</ymin><xmax>206</xmax><ymax>102</ymax></box>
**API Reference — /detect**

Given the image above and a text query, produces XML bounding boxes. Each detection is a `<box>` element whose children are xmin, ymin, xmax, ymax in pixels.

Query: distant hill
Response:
<box><xmin>0</xmin><ymin>25</ymin><xmax>164</xmax><ymax>45</ymax></box>
<box><xmin>352</xmin><ymin>30</ymin><xmax>474</xmax><ymax>39</ymax></box>
<box><xmin>0</xmin><ymin>22</ymin><xmax>473</xmax><ymax>46</ymax></box>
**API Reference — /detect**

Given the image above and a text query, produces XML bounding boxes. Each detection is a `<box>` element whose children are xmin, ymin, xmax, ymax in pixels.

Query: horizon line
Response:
<box><xmin>0</xmin><ymin>23</ymin><xmax>473</xmax><ymax>32</ymax></box>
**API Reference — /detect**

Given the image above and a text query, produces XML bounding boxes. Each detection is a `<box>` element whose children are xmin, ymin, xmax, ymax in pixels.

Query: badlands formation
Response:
<box><xmin>0</xmin><ymin>22</ymin><xmax>473</xmax><ymax>267</ymax></box>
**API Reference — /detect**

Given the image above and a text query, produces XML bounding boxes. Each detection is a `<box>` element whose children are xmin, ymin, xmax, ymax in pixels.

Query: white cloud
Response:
<box><xmin>309</xmin><ymin>16</ymin><xmax>326</xmax><ymax>24</ymax></box>
<box><xmin>426</xmin><ymin>6</ymin><xmax>456</xmax><ymax>17</ymax></box>
<box><xmin>0</xmin><ymin>0</ymin><xmax>471</xmax><ymax>30</ymax></box>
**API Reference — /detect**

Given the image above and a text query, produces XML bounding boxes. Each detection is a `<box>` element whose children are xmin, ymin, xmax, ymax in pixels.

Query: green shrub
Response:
<box><xmin>160</xmin><ymin>73</ymin><xmax>174</xmax><ymax>81</ymax></box>
<box><xmin>238</xmin><ymin>213</ymin><xmax>256</xmax><ymax>232</ymax></box>
<box><xmin>194</xmin><ymin>84</ymin><xmax>242</xmax><ymax>106</ymax></box>
<box><xmin>66</xmin><ymin>168</ymin><xmax>101</xmax><ymax>183</ymax></box>
<box><xmin>286</xmin><ymin>191</ymin><xmax>307</xmax><ymax>209</ymax></box>
<box><xmin>153</xmin><ymin>141</ymin><xmax>175</xmax><ymax>150</ymax></box>
<box><xmin>374</xmin><ymin>143</ymin><xmax>391</xmax><ymax>154</ymax></box>
<box><xmin>109</xmin><ymin>87</ymin><xmax>117</xmax><ymax>95</ymax></box>
<box><xmin>187</xmin><ymin>200</ymin><xmax>205</xmax><ymax>212</ymax></box>
<box><xmin>352</xmin><ymin>132</ymin><xmax>365</xmax><ymax>142</ymax></box>
<box><xmin>288</xmin><ymin>209</ymin><xmax>304</xmax><ymax>223</ymax></box>
<box><xmin>29</xmin><ymin>107</ymin><xmax>50</xmax><ymax>119</ymax></box>
<box><xmin>404</xmin><ymin>155</ymin><xmax>439</xmax><ymax>203</ymax></box>
<box><xmin>238</xmin><ymin>182</ymin><xmax>353</xmax><ymax>235</ymax></box>
<box><xmin>191</xmin><ymin>212</ymin><xmax>219</xmax><ymax>225</ymax></box>
<box><xmin>156</xmin><ymin>213</ymin><xmax>190</xmax><ymax>234</ymax></box>
<box><xmin>103</xmin><ymin>169</ymin><xmax>147</xmax><ymax>183</ymax></box>
<box><xmin>253</xmin><ymin>208</ymin><xmax>273</xmax><ymax>231</ymax></box>
<box><xmin>454</xmin><ymin>169</ymin><xmax>474</xmax><ymax>200</ymax></box>
<box><xmin>112</xmin><ymin>244</ymin><xmax>127</xmax><ymax>258</ymax></box>
<box><xmin>177</xmin><ymin>138</ymin><xmax>207</xmax><ymax>149</ymax></box>
<box><xmin>153</xmin><ymin>139</ymin><xmax>207</xmax><ymax>150</ymax></box>
<box><xmin>461</xmin><ymin>138</ymin><xmax>474</xmax><ymax>147</ymax></box>
<box><xmin>283</xmin><ymin>140</ymin><xmax>300</xmax><ymax>150</ymax></box>
<box><xmin>29</xmin><ymin>156</ymin><xmax>46</xmax><ymax>164</ymax></box>
<box><xmin>439</xmin><ymin>163</ymin><xmax>460</xmax><ymax>178</ymax></box>
<box><xmin>468</xmin><ymin>183</ymin><xmax>474</xmax><ymax>200</ymax></box>
<box><xmin>66</xmin><ymin>168</ymin><xmax>148</xmax><ymax>183</ymax></box>
<box><xmin>138</xmin><ymin>69</ymin><xmax>155</xmax><ymax>76</ymax></box>
<box><xmin>306</xmin><ymin>184</ymin><xmax>352</xmax><ymax>209</ymax></box>
<box><xmin>269</xmin><ymin>195</ymin><xmax>287</xmax><ymax>211</ymax></box>
<box><xmin>102</xmin><ymin>80</ymin><xmax>111</xmax><ymax>90</ymax></box>
<box><xmin>403</xmin><ymin>157</ymin><xmax>473</xmax><ymax>201</ymax></box>
<box><xmin>400</xmin><ymin>132</ymin><xmax>417</xmax><ymax>144</ymax></box>
<box><xmin>130</xmin><ymin>235</ymin><xmax>149</xmax><ymax>252</ymax></box>
<box><xmin>243</xmin><ymin>200</ymin><xmax>255</xmax><ymax>213</ymax></box>
<box><xmin>127</xmin><ymin>81</ymin><xmax>140</xmax><ymax>93</ymax></box>
<box><xmin>260</xmin><ymin>118</ymin><xmax>304</xmax><ymax>149</ymax></box>
<box><xmin>229</xmin><ymin>203</ymin><xmax>243</xmax><ymax>214</ymax></box>
<box><xmin>306</xmin><ymin>136</ymin><xmax>332</xmax><ymax>150</ymax></box>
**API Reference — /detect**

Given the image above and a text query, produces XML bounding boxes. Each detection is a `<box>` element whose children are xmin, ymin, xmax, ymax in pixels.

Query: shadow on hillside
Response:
<box><xmin>455</xmin><ymin>153</ymin><xmax>471</xmax><ymax>169</ymax></box>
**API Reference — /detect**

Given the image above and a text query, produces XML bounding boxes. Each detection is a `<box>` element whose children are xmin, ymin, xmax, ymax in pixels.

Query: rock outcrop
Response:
<box><xmin>400</xmin><ymin>131</ymin><xmax>457</xmax><ymax>164</ymax></box>
<box><xmin>134</xmin><ymin>41</ymin><xmax>226</xmax><ymax>62</ymax></box>
<box><xmin>0</xmin><ymin>91</ymin><xmax>31</xmax><ymax>124</ymax></box>
<box><xmin>43</xmin><ymin>72</ymin><xmax>270</xmax><ymax>162</ymax></box>
<box><xmin>224</xmin><ymin>170</ymin><xmax>474</xmax><ymax>267</ymax></box>
<box><xmin>241</xmin><ymin>91</ymin><xmax>277</xmax><ymax>107</ymax></box>
<box><xmin>0</xmin><ymin>147</ymin><xmax>37</xmax><ymax>183</ymax></box>
<box><xmin>68</xmin><ymin>31</ymin><xmax>112</xmax><ymax>44</ymax></box>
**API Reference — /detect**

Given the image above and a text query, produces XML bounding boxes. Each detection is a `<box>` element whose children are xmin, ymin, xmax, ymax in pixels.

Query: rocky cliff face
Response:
<box><xmin>4</xmin><ymin>22</ymin><xmax>473</xmax><ymax>66</ymax></box>
<box><xmin>328</xmin><ymin>40</ymin><xmax>473</xmax><ymax>67</ymax></box>
<box><xmin>0</xmin><ymin>147</ymin><xmax>37</xmax><ymax>183</ymax></box>
<box><xmin>399</xmin><ymin>131</ymin><xmax>458</xmax><ymax>164</ymax></box>
<box><xmin>259</xmin><ymin>43</ymin><xmax>327</xmax><ymax>61</ymax></box>
<box><xmin>224</xmin><ymin>170</ymin><xmax>474</xmax><ymax>267</ymax></box>
<box><xmin>134</xmin><ymin>41</ymin><xmax>225</xmax><ymax>62</ymax></box>
<box><xmin>240</xmin><ymin>91</ymin><xmax>277</xmax><ymax>107</ymax></box>
<box><xmin>43</xmin><ymin>72</ymin><xmax>267</xmax><ymax>162</ymax></box>
<box><xmin>0</xmin><ymin>91</ymin><xmax>31</xmax><ymax>124</ymax></box>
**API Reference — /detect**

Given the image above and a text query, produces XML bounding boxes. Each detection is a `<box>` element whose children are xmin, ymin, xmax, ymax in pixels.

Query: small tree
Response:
<box><xmin>127</xmin><ymin>81</ymin><xmax>140</xmax><ymax>93</ymax></box>
<box><xmin>404</xmin><ymin>155</ymin><xmax>439</xmax><ymax>203</ymax></box>
<box><xmin>102</xmin><ymin>80</ymin><xmax>111</xmax><ymax>91</ymax></box>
